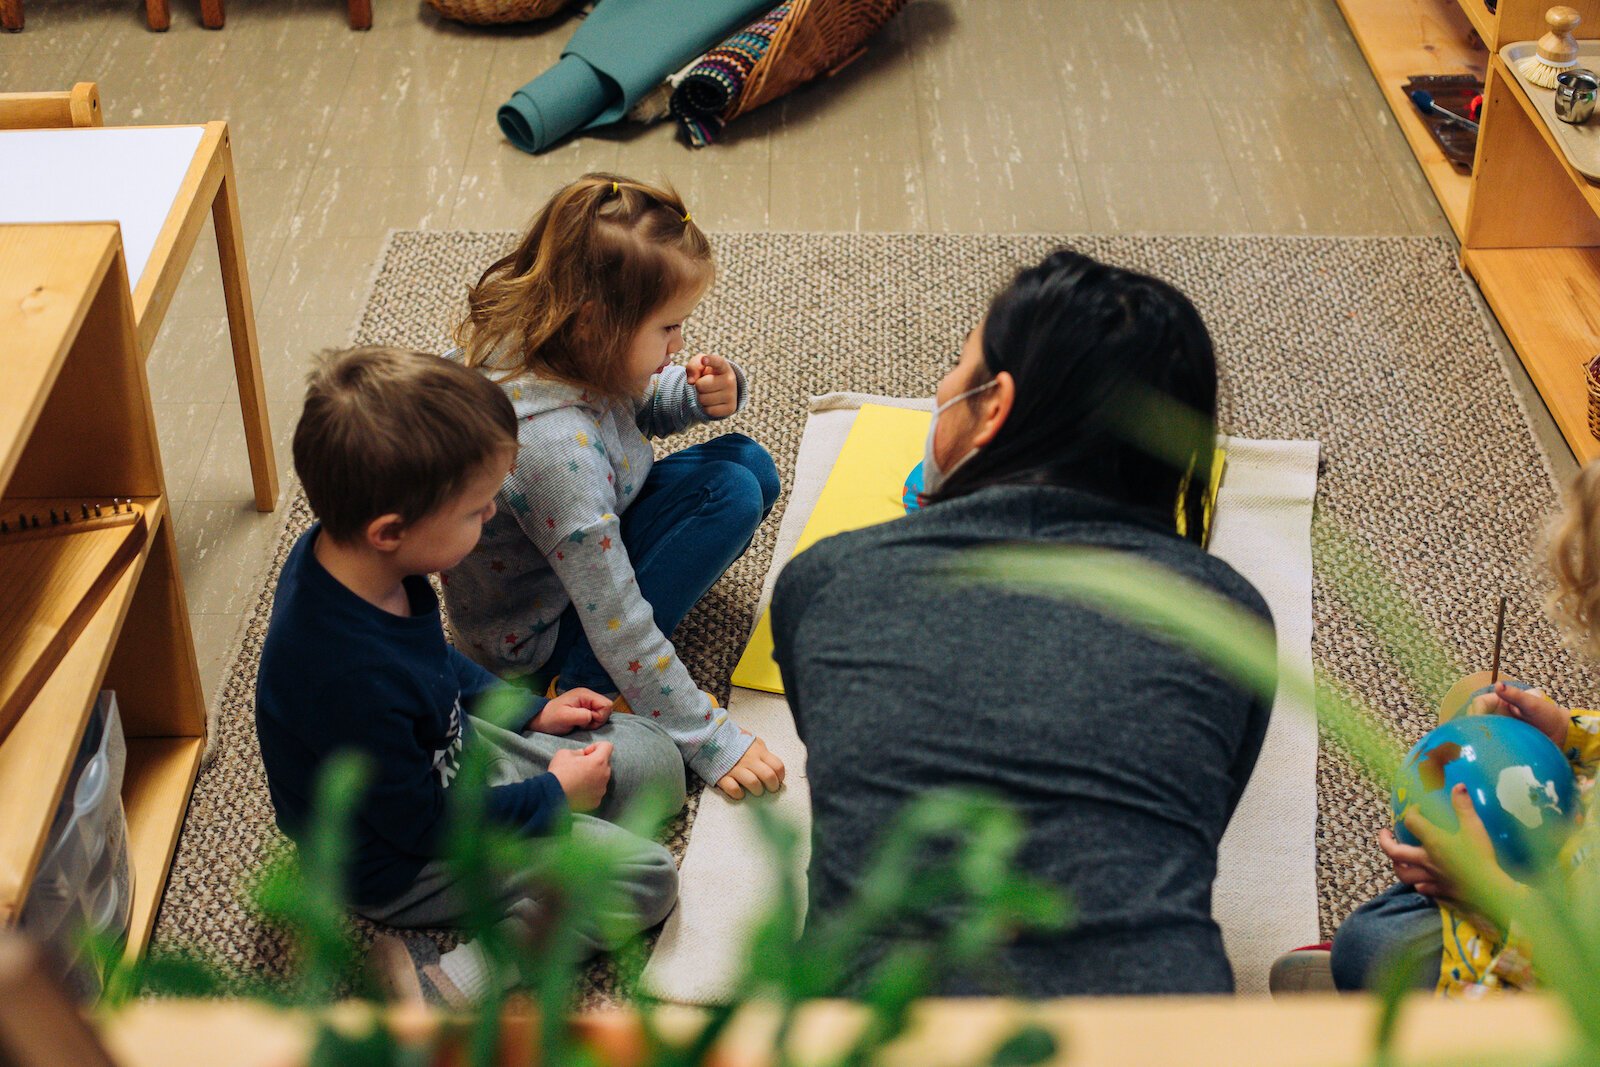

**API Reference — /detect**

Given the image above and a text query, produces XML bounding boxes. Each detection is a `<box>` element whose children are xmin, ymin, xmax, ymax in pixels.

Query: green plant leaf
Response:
<box><xmin>989</xmin><ymin>1025</ymin><xmax>1059</xmax><ymax>1067</ymax></box>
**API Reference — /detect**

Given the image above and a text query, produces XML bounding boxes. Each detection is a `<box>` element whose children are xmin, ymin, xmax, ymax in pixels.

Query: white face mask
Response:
<box><xmin>921</xmin><ymin>379</ymin><xmax>998</xmax><ymax>497</ymax></box>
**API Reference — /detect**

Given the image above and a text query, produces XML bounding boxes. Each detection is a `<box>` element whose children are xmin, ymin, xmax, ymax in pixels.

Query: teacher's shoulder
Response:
<box><xmin>1171</xmin><ymin>537</ymin><xmax>1274</xmax><ymax>630</ymax></box>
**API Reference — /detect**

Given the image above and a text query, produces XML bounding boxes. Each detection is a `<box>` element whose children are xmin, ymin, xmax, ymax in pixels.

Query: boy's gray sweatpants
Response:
<box><xmin>355</xmin><ymin>713</ymin><xmax>686</xmax><ymax>955</ymax></box>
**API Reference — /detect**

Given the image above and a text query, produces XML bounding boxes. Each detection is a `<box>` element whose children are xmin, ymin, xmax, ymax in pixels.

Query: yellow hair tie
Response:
<box><xmin>682</xmin><ymin>212</ymin><xmax>692</xmax><ymax>223</ymax></box>
<box><xmin>611</xmin><ymin>181</ymin><xmax>619</xmax><ymax>194</ymax></box>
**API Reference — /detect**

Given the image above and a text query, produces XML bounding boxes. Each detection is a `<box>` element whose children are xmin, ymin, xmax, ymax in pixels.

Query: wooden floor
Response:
<box><xmin>0</xmin><ymin>0</ymin><xmax>1560</xmax><ymax>710</ymax></box>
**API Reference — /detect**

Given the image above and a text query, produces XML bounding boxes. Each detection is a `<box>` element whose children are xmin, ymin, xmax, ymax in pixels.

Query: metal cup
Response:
<box><xmin>1556</xmin><ymin>68</ymin><xmax>1600</xmax><ymax>124</ymax></box>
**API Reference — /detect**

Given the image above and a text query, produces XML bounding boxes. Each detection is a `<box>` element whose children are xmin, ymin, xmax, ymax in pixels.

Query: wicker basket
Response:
<box><xmin>726</xmin><ymin>0</ymin><xmax>910</xmax><ymax>121</ymax></box>
<box><xmin>427</xmin><ymin>0</ymin><xmax>568</xmax><ymax>26</ymax></box>
<box><xmin>1587</xmin><ymin>353</ymin><xmax>1600</xmax><ymax>441</ymax></box>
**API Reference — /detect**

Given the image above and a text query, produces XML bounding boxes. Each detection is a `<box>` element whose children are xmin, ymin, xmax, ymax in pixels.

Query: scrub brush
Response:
<box><xmin>1519</xmin><ymin>6</ymin><xmax>1582</xmax><ymax>89</ymax></box>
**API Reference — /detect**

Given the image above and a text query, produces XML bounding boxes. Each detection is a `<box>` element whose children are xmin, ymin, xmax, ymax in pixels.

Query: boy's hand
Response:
<box><xmin>528</xmin><ymin>688</ymin><xmax>613</xmax><ymax>736</ymax></box>
<box><xmin>1466</xmin><ymin>682</ymin><xmax>1569</xmax><ymax>747</ymax></box>
<box><xmin>686</xmin><ymin>354</ymin><xmax>738</xmax><ymax>418</ymax></box>
<box><xmin>715</xmin><ymin>732</ymin><xmax>785</xmax><ymax>800</ymax></box>
<box><xmin>549</xmin><ymin>742</ymin><xmax>612</xmax><ymax>812</ymax></box>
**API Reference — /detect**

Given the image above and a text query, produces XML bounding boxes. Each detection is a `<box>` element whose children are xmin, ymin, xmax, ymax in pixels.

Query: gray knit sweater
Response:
<box><xmin>443</xmin><ymin>360</ymin><xmax>752</xmax><ymax>785</ymax></box>
<box><xmin>771</xmin><ymin>484</ymin><xmax>1274</xmax><ymax>996</ymax></box>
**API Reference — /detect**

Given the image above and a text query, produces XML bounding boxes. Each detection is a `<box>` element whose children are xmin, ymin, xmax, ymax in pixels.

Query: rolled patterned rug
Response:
<box><xmin>669</xmin><ymin>0</ymin><xmax>909</xmax><ymax>148</ymax></box>
<box><xmin>670</xmin><ymin>3</ymin><xmax>791</xmax><ymax>148</ymax></box>
<box><xmin>498</xmin><ymin>0</ymin><xmax>775</xmax><ymax>154</ymax></box>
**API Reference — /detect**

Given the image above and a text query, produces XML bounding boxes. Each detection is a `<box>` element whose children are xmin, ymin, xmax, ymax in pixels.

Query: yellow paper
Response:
<box><xmin>731</xmin><ymin>408</ymin><xmax>1230</xmax><ymax>693</ymax></box>
<box><xmin>730</xmin><ymin>404</ymin><xmax>931</xmax><ymax>694</ymax></box>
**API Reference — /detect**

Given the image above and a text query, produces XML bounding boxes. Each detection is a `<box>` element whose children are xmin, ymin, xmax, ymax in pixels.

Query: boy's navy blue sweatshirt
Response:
<box><xmin>255</xmin><ymin>526</ymin><xmax>567</xmax><ymax>907</ymax></box>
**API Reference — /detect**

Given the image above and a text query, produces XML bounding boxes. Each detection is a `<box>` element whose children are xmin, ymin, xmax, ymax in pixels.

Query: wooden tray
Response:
<box><xmin>1402</xmin><ymin>74</ymin><xmax>1483</xmax><ymax>173</ymax></box>
<box><xmin>1502</xmin><ymin>40</ymin><xmax>1600</xmax><ymax>181</ymax></box>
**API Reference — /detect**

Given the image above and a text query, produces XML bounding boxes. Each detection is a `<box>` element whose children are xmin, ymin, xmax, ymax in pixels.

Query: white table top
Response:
<box><xmin>0</xmin><ymin>126</ymin><xmax>208</xmax><ymax>295</ymax></box>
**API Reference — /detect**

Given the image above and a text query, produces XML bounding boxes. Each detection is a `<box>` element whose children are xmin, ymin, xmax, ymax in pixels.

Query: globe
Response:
<box><xmin>902</xmin><ymin>460</ymin><xmax>925</xmax><ymax>512</ymax></box>
<box><xmin>1392</xmin><ymin>715</ymin><xmax>1578</xmax><ymax>875</ymax></box>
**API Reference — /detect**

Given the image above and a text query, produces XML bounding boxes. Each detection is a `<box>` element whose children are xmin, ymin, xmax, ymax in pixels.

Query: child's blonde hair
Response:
<box><xmin>1549</xmin><ymin>460</ymin><xmax>1600</xmax><ymax>658</ymax></box>
<box><xmin>455</xmin><ymin>173</ymin><xmax>713</xmax><ymax>399</ymax></box>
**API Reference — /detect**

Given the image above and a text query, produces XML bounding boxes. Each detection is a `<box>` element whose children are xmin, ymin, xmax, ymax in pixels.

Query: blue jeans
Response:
<box><xmin>1330</xmin><ymin>883</ymin><xmax>1442</xmax><ymax>992</ymax></box>
<box><xmin>544</xmin><ymin>433</ymin><xmax>780</xmax><ymax>695</ymax></box>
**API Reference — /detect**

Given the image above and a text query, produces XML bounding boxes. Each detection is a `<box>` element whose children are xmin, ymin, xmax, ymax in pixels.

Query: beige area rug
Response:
<box><xmin>150</xmin><ymin>231</ymin><xmax>1587</xmax><ymax>998</ymax></box>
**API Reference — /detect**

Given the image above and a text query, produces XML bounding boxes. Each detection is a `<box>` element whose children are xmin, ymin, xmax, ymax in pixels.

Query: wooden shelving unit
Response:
<box><xmin>0</xmin><ymin>223</ymin><xmax>206</xmax><ymax>960</ymax></box>
<box><xmin>1338</xmin><ymin>0</ymin><xmax>1600</xmax><ymax>465</ymax></box>
<box><xmin>1463</xmin><ymin>57</ymin><xmax>1600</xmax><ymax>465</ymax></box>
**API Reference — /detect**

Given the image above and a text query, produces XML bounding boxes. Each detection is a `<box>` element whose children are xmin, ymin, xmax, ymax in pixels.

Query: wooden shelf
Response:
<box><xmin>1335</xmin><ymin>0</ymin><xmax>1488</xmax><ymax>240</ymax></box>
<box><xmin>1495</xmin><ymin>57</ymin><xmax>1600</xmax><ymax>218</ymax></box>
<box><xmin>0</xmin><ymin>496</ymin><xmax>164</xmax><ymax>926</ymax></box>
<box><xmin>0</xmin><ymin>222</ymin><xmax>205</xmax><ymax>975</ymax></box>
<box><xmin>1462</xmin><ymin>246</ymin><xmax>1600</xmax><ymax>464</ymax></box>
<box><xmin>122</xmin><ymin>735</ymin><xmax>204</xmax><ymax>958</ymax></box>
<box><xmin>1496</xmin><ymin>0</ymin><xmax>1600</xmax><ymax>49</ymax></box>
<box><xmin>97</xmin><ymin>992</ymin><xmax>1573</xmax><ymax>1067</ymax></box>
<box><xmin>1457</xmin><ymin>0</ymin><xmax>1498</xmax><ymax>50</ymax></box>
<box><xmin>1462</xmin><ymin>58</ymin><xmax>1600</xmax><ymax>467</ymax></box>
<box><xmin>0</xmin><ymin>227</ymin><xmax>120</xmax><ymax>496</ymax></box>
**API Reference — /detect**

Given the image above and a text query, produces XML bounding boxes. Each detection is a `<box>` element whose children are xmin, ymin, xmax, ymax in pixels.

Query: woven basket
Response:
<box><xmin>1587</xmin><ymin>353</ymin><xmax>1600</xmax><ymax>440</ymax></box>
<box><xmin>427</xmin><ymin>0</ymin><xmax>568</xmax><ymax>26</ymax></box>
<box><xmin>726</xmin><ymin>0</ymin><xmax>910</xmax><ymax>121</ymax></box>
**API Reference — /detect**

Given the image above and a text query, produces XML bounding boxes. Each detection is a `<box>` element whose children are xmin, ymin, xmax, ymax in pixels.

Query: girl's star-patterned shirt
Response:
<box><xmin>442</xmin><ymin>356</ymin><xmax>751</xmax><ymax>786</ymax></box>
<box><xmin>1435</xmin><ymin>710</ymin><xmax>1600</xmax><ymax>998</ymax></box>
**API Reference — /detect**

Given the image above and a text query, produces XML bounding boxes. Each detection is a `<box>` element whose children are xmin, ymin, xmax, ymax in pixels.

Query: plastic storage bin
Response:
<box><xmin>20</xmin><ymin>690</ymin><xmax>133</xmax><ymax>1000</ymax></box>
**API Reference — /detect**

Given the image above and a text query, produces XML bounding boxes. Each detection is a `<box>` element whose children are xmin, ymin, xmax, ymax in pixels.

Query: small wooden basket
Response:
<box><xmin>726</xmin><ymin>0</ymin><xmax>910</xmax><ymax>121</ymax></box>
<box><xmin>426</xmin><ymin>0</ymin><xmax>567</xmax><ymax>25</ymax></box>
<box><xmin>1586</xmin><ymin>353</ymin><xmax>1600</xmax><ymax>440</ymax></box>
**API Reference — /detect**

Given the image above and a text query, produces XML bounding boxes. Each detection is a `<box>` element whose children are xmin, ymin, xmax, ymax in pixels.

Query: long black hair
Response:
<box><xmin>929</xmin><ymin>249</ymin><xmax>1218</xmax><ymax>544</ymax></box>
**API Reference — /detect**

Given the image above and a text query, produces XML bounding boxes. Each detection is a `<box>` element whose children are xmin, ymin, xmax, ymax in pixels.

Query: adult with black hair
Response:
<box><xmin>769</xmin><ymin>250</ymin><xmax>1276</xmax><ymax>997</ymax></box>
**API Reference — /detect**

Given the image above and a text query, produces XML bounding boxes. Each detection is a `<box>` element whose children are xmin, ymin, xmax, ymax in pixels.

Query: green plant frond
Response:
<box><xmin>1368</xmin><ymin>937</ymin><xmax>1438</xmax><ymax>1066</ymax></box>
<box><xmin>1314</xmin><ymin>523</ymin><xmax>1464</xmax><ymax>701</ymax></box>
<box><xmin>987</xmin><ymin>1025</ymin><xmax>1060</xmax><ymax>1067</ymax></box>
<box><xmin>951</xmin><ymin>544</ymin><xmax>1405</xmax><ymax>784</ymax></box>
<box><xmin>249</xmin><ymin>750</ymin><xmax>372</xmax><ymax>1005</ymax></box>
<box><xmin>84</xmin><ymin>929</ymin><xmax>230</xmax><ymax>1008</ymax></box>
<box><xmin>1112</xmin><ymin>390</ymin><xmax>1460</xmax><ymax>704</ymax></box>
<box><xmin>473</xmin><ymin>682</ymin><xmax>546</xmax><ymax>734</ymax></box>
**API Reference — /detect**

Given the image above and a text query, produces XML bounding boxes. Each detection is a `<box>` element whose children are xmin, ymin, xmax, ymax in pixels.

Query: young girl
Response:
<box><xmin>443</xmin><ymin>173</ymin><xmax>785</xmax><ymax>802</ymax></box>
<box><xmin>1317</xmin><ymin>461</ymin><xmax>1600</xmax><ymax>997</ymax></box>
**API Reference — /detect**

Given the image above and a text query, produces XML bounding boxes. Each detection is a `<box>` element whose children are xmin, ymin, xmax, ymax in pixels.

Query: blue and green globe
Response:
<box><xmin>903</xmin><ymin>461</ymin><xmax>925</xmax><ymax>512</ymax></box>
<box><xmin>1392</xmin><ymin>715</ymin><xmax>1578</xmax><ymax>875</ymax></box>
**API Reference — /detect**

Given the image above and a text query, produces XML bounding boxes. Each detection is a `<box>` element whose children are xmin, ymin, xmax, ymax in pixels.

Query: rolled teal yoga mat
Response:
<box><xmin>499</xmin><ymin>0</ymin><xmax>774</xmax><ymax>154</ymax></box>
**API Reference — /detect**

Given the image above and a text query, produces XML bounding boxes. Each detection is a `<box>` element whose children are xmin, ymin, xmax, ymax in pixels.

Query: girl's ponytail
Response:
<box><xmin>455</xmin><ymin>173</ymin><xmax>711</xmax><ymax>397</ymax></box>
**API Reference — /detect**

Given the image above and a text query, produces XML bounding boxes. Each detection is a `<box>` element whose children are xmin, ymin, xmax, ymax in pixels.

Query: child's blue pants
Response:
<box><xmin>544</xmin><ymin>433</ymin><xmax>780</xmax><ymax>694</ymax></box>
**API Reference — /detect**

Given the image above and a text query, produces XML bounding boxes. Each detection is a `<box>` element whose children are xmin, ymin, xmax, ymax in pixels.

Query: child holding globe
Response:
<box><xmin>1312</xmin><ymin>462</ymin><xmax>1600</xmax><ymax>997</ymax></box>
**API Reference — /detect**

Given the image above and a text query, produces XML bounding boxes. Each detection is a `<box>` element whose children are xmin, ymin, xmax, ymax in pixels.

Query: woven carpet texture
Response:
<box><xmin>149</xmin><ymin>231</ymin><xmax>1585</xmax><ymax>996</ymax></box>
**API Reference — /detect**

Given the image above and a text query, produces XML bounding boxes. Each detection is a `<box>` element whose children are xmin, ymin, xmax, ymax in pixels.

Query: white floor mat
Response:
<box><xmin>641</xmin><ymin>394</ymin><xmax>1319</xmax><ymax>1001</ymax></box>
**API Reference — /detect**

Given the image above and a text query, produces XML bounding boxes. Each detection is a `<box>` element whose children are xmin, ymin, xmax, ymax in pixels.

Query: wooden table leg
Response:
<box><xmin>144</xmin><ymin>0</ymin><xmax>170</xmax><ymax>31</ymax></box>
<box><xmin>210</xmin><ymin>131</ymin><xmax>279</xmax><ymax>513</ymax></box>
<box><xmin>1</xmin><ymin>0</ymin><xmax>23</xmax><ymax>33</ymax></box>
<box><xmin>348</xmin><ymin>0</ymin><xmax>371</xmax><ymax>29</ymax></box>
<box><xmin>199</xmin><ymin>0</ymin><xmax>223</xmax><ymax>29</ymax></box>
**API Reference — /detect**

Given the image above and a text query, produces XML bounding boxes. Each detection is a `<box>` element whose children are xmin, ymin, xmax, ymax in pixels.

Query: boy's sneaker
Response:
<box><xmin>370</xmin><ymin>934</ymin><xmax>473</xmax><ymax>1011</ymax></box>
<box><xmin>1268</xmin><ymin>943</ymin><xmax>1335</xmax><ymax>995</ymax></box>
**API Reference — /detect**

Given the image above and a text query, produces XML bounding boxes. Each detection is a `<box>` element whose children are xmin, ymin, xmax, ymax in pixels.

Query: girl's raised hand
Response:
<box><xmin>686</xmin><ymin>353</ymin><xmax>739</xmax><ymax>418</ymax></box>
